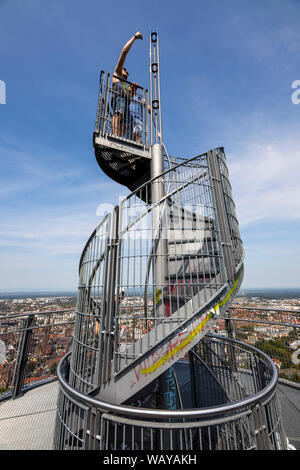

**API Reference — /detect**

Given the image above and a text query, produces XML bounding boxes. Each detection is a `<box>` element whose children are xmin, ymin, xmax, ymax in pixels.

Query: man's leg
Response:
<box><xmin>112</xmin><ymin>113</ymin><xmax>123</xmax><ymax>137</ymax></box>
<box><xmin>133</xmin><ymin>132</ymin><xmax>141</xmax><ymax>143</ymax></box>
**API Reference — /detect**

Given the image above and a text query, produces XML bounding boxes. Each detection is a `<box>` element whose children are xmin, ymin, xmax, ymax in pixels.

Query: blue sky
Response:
<box><xmin>0</xmin><ymin>0</ymin><xmax>300</xmax><ymax>291</ymax></box>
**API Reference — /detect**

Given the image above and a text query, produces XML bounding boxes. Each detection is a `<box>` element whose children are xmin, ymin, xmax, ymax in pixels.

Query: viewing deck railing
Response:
<box><xmin>217</xmin><ymin>307</ymin><xmax>300</xmax><ymax>385</ymax></box>
<box><xmin>54</xmin><ymin>334</ymin><xmax>286</xmax><ymax>450</ymax></box>
<box><xmin>0</xmin><ymin>306</ymin><xmax>299</xmax><ymax>400</ymax></box>
<box><xmin>0</xmin><ymin>309</ymin><xmax>75</xmax><ymax>399</ymax></box>
<box><xmin>95</xmin><ymin>71</ymin><xmax>149</xmax><ymax>150</ymax></box>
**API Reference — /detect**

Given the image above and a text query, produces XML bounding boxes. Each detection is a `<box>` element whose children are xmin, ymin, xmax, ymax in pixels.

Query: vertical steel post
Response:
<box><xmin>225</xmin><ymin>310</ymin><xmax>236</xmax><ymax>340</ymax></box>
<box><xmin>151</xmin><ymin>143</ymin><xmax>177</xmax><ymax>414</ymax></box>
<box><xmin>149</xmin><ymin>30</ymin><xmax>177</xmax><ymax>413</ymax></box>
<box><xmin>101</xmin><ymin>72</ymin><xmax>110</xmax><ymax>137</ymax></box>
<box><xmin>225</xmin><ymin>310</ymin><xmax>237</xmax><ymax>371</ymax></box>
<box><xmin>144</xmin><ymin>88</ymin><xmax>149</xmax><ymax>150</ymax></box>
<box><xmin>188</xmin><ymin>350</ymin><xmax>198</xmax><ymax>409</ymax></box>
<box><xmin>149</xmin><ymin>29</ymin><xmax>163</xmax><ymax>146</ymax></box>
<box><xmin>102</xmin><ymin>206</ymin><xmax>119</xmax><ymax>384</ymax></box>
<box><xmin>151</xmin><ymin>143</ymin><xmax>168</xmax><ymax>321</ymax></box>
<box><xmin>12</xmin><ymin>314</ymin><xmax>34</xmax><ymax>398</ymax></box>
<box><xmin>95</xmin><ymin>70</ymin><xmax>105</xmax><ymax>135</ymax></box>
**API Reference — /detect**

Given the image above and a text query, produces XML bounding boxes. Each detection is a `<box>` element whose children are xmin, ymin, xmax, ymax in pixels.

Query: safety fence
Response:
<box><xmin>214</xmin><ymin>307</ymin><xmax>300</xmax><ymax>384</ymax></box>
<box><xmin>70</xmin><ymin>148</ymin><xmax>244</xmax><ymax>403</ymax></box>
<box><xmin>1</xmin><ymin>306</ymin><xmax>299</xmax><ymax>401</ymax></box>
<box><xmin>95</xmin><ymin>71</ymin><xmax>149</xmax><ymax>149</ymax></box>
<box><xmin>54</xmin><ymin>334</ymin><xmax>287</xmax><ymax>450</ymax></box>
<box><xmin>0</xmin><ymin>309</ymin><xmax>75</xmax><ymax>399</ymax></box>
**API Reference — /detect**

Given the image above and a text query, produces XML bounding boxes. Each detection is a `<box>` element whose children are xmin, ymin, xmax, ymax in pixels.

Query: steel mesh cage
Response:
<box><xmin>216</xmin><ymin>149</ymin><xmax>243</xmax><ymax>266</ymax></box>
<box><xmin>54</xmin><ymin>335</ymin><xmax>287</xmax><ymax>451</ymax></box>
<box><xmin>95</xmin><ymin>71</ymin><xmax>149</xmax><ymax>149</ymax></box>
<box><xmin>114</xmin><ymin>152</ymin><xmax>226</xmax><ymax>372</ymax></box>
<box><xmin>69</xmin><ymin>213</ymin><xmax>111</xmax><ymax>394</ymax></box>
<box><xmin>66</xmin><ymin>148</ymin><xmax>245</xmax><ymax>405</ymax></box>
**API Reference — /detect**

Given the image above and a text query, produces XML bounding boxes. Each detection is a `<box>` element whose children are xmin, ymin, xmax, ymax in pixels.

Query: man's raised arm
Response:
<box><xmin>114</xmin><ymin>32</ymin><xmax>143</xmax><ymax>79</ymax></box>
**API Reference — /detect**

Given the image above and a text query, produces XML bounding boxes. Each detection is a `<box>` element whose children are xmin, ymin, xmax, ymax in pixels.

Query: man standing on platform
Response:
<box><xmin>111</xmin><ymin>32</ymin><xmax>143</xmax><ymax>138</ymax></box>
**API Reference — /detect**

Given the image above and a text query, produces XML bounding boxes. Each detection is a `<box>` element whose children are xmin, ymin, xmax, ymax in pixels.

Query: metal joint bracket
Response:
<box><xmin>254</xmin><ymin>425</ymin><xmax>267</xmax><ymax>435</ymax></box>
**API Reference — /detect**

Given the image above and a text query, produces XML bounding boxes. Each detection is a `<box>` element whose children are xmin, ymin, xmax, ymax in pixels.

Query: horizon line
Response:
<box><xmin>1</xmin><ymin>287</ymin><xmax>300</xmax><ymax>294</ymax></box>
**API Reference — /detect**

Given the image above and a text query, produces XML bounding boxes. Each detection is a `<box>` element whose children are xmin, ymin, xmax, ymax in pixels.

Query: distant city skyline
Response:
<box><xmin>1</xmin><ymin>287</ymin><xmax>300</xmax><ymax>297</ymax></box>
<box><xmin>1</xmin><ymin>0</ymin><xmax>300</xmax><ymax>290</ymax></box>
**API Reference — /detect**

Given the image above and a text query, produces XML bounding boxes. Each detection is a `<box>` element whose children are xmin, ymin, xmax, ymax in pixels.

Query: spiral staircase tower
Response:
<box><xmin>55</xmin><ymin>31</ymin><xmax>249</xmax><ymax>449</ymax></box>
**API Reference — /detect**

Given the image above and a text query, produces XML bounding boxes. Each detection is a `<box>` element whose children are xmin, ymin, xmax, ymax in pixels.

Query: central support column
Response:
<box><xmin>151</xmin><ymin>143</ymin><xmax>167</xmax><ymax>318</ymax></box>
<box><xmin>150</xmin><ymin>143</ymin><xmax>177</xmax><ymax>413</ymax></box>
<box><xmin>149</xmin><ymin>31</ymin><xmax>177</xmax><ymax>414</ymax></box>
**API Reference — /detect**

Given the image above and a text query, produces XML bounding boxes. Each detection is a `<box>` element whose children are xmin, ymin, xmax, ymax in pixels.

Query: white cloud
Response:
<box><xmin>0</xmin><ymin>206</ymin><xmax>97</xmax><ymax>289</ymax></box>
<box><xmin>228</xmin><ymin>139</ymin><xmax>300</xmax><ymax>226</ymax></box>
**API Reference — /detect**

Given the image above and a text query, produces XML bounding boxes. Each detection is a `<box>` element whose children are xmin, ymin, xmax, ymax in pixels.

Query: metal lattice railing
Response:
<box><xmin>54</xmin><ymin>334</ymin><xmax>287</xmax><ymax>450</ymax></box>
<box><xmin>114</xmin><ymin>151</ymin><xmax>225</xmax><ymax>370</ymax></box>
<box><xmin>69</xmin><ymin>213</ymin><xmax>111</xmax><ymax>394</ymax></box>
<box><xmin>216</xmin><ymin>150</ymin><xmax>243</xmax><ymax>266</ymax></box>
<box><xmin>95</xmin><ymin>71</ymin><xmax>149</xmax><ymax>150</ymax></box>
<box><xmin>215</xmin><ymin>306</ymin><xmax>300</xmax><ymax>384</ymax></box>
<box><xmin>0</xmin><ymin>310</ymin><xmax>75</xmax><ymax>398</ymax></box>
<box><xmin>1</xmin><ymin>306</ymin><xmax>299</xmax><ymax>403</ymax></box>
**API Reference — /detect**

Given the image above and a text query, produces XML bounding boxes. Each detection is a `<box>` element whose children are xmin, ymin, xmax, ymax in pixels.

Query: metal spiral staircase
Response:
<box><xmin>65</xmin><ymin>31</ymin><xmax>244</xmax><ymax>410</ymax></box>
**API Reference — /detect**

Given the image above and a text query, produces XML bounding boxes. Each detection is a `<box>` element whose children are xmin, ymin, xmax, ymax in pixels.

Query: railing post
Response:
<box><xmin>95</xmin><ymin>70</ymin><xmax>105</xmax><ymax>134</ymax></box>
<box><xmin>150</xmin><ymin>143</ymin><xmax>168</xmax><ymax>321</ymax></box>
<box><xmin>251</xmin><ymin>402</ymin><xmax>272</xmax><ymax>450</ymax></box>
<box><xmin>102</xmin><ymin>205</ymin><xmax>119</xmax><ymax>384</ymax></box>
<box><xmin>12</xmin><ymin>314</ymin><xmax>34</xmax><ymax>398</ymax></box>
<box><xmin>225</xmin><ymin>310</ymin><xmax>236</xmax><ymax>340</ymax></box>
<box><xmin>255</xmin><ymin>357</ymin><xmax>267</xmax><ymax>391</ymax></box>
<box><xmin>225</xmin><ymin>310</ymin><xmax>238</xmax><ymax>371</ymax></box>
<box><xmin>101</xmin><ymin>72</ymin><xmax>110</xmax><ymax>137</ymax></box>
<box><xmin>144</xmin><ymin>88</ymin><xmax>149</xmax><ymax>150</ymax></box>
<box><xmin>188</xmin><ymin>350</ymin><xmax>198</xmax><ymax>408</ymax></box>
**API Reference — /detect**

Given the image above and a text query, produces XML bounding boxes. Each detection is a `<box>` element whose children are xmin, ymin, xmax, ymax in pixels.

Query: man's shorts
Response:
<box><xmin>111</xmin><ymin>82</ymin><xmax>129</xmax><ymax>118</ymax></box>
<box><xmin>111</xmin><ymin>94</ymin><xmax>128</xmax><ymax>118</ymax></box>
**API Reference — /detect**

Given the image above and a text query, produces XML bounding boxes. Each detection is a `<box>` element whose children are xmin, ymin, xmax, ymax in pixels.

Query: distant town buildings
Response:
<box><xmin>0</xmin><ymin>296</ymin><xmax>76</xmax><ymax>392</ymax></box>
<box><xmin>0</xmin><ymin>293</ymin><xmax>300</xmax><ymax>393</ymax></box>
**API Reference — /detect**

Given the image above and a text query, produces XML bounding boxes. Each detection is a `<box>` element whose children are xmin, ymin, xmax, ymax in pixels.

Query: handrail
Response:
<box><xmin>112</xmin><ymin>74</ymin><xmax>144</xmax><ymax>90</ymax></box>
<box><xmin>57</xmin><ymin>334</ymin><xmax>278</xmax><ymax>420</ymax></box>
<box><xmin>78</xmin><ymin>212</ymin><xmax>110</xmax><ymax>274</ymax></box>
<box><xmin>229</xmin><ymin>306</ymin><xmax>300</xmax><ymax>315</ymax></box>
<box><xmin>221</xmin><ymin>316</ymin><xmax>300</xmax><ymax>330</ymax></box>
<box><xmin>0</xmin><ymin>308</ymin><xmax>75</xmax><ymax>321</ymax></box>
<box><xmin>0</xmin><ymin>309</ymin><xmax>75</xmax><ymax>399</ymax></box>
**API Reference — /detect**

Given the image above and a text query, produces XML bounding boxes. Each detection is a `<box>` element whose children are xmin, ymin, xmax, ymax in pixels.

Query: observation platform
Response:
<box><xmin>93</xmin><ymin>71</ymin><xmax>151</xmax><ymax>199</ymax></box>
<box><xmin>0</xmin><ymin>381</ymin><xmax>58</xmax><ymax>450</ymax></box>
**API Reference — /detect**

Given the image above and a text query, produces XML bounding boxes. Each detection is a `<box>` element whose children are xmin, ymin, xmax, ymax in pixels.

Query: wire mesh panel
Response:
<box><xmin>114</xmin><ymin>152</ymin><xmax>227</xmax><ymax>374</ymax></box>
<box><xmin>55</xmin><ymin>335</ymin><xmax>287</xmax><ymax>451</ymax></box>
<box><xmin>218</xmin><ymin>307</ymin><xmax>300</xmax><ymax>385</ymax></box>
<box><xmin>0</xmin><ymin>316</ymin><xmax>25</xmax><ymax>395</ymax></box>
<box><xmin>68</xmin><ymin>147</ymin><xmax>244</xmax><ymax>404</ymax></box>
<box><xmin>97</xmin><ymin>411</ymin><xmax>255</xmax><ymax>450</ymax></box>
<box><xmin>0</xmin><ymin>311</ymin><xmax>74</xmax><ymax>398</ymax></box>
<box><xmin>216</xmin><ymin>148</ymin><xmax>243</xmax><ymax>267</ymax></box>
<box><xmin>95</xmin><ymin>71</ymin><xmax>148</xmax><ymax>149</ymax></box>
<box><xmin>93</xmin><ymin>71</ymin><xmax>151</xmax><ymax>198</ymax></box>
<box><xmin>193</xmin><ymin>336</ymin><xmax>273</xmax><ymax>404</ymax></box>
<box><xmin>54</xmin><ymin>386</ymin><xmax>89</xmax><ymax>450</ymax></box>
<box><xmin>69</xmin><ymin>214</ymin><xmax>111</xmax><ymax>394</ymax></box>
